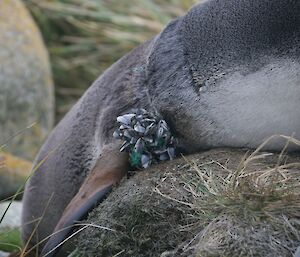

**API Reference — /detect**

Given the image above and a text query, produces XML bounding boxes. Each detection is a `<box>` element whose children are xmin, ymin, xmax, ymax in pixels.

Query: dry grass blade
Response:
<box><xmin>33</xmin><ymin>223</ymin><xmax>115</xmax><ymax>257</ymax></box>
<box><xmin>0</xmin><ymin>146</ymin><xmax>54</xmax><ymax>225</ymax></box>
<box><xmin>21</xmin><ymin>194</ymin><xmax>54</xmax><ymax>257</ymax></box>
<box><xmin>41</xmin><ymin>225</ymin><xmax>89</xmax><ymax>257</ymax></box>
<box><xmin>0</xmin><ymin>191</ymin><xmax>25</xmax><ymax>204</ymax></box>
<box><xmin>0</xmin><ymin>139</ymin><xmax>65</xmax><ymax>256</ymax></box>
<box><xmin>0</xmin><ymin>123</ymin><xmax>37</xmax><ymax>150</ymax></box>
<box><xmin>0</xmin><ymin>242</ymin><xmax>22</xmax><ymax>252</ymax></box>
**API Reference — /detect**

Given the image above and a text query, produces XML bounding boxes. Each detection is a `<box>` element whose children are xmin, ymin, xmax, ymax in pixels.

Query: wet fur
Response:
<box><xmin>22</xmin><ymin>0</ymin><xmax>300</xmax><ymax>252</ymax></box>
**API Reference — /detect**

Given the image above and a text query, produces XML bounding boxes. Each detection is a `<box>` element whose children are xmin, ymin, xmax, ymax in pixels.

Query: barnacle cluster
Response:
<box><xmin>113</xmin><ymin>109</ymin><xmax>177</xmax><ymax>169</ymax></box>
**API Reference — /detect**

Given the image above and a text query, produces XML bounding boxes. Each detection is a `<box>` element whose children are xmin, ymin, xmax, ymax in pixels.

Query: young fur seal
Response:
<box><xmin>21</xmin><ymin>0</ymin><xmax>300</xmax><ymax>256</ymax></box>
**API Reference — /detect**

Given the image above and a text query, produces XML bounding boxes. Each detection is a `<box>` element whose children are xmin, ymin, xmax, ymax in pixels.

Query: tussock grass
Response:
<box><xmin>75</xmin><ymin>136</ymin><xmax>300</xmax><ymax>257</ymax></box>
<box><xmin>157</xmin><ymin>136</ymin><xmax>300</xmax><ymax>256</ymax></box>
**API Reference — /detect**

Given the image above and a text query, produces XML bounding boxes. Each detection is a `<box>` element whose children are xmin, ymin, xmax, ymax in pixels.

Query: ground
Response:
<box><xmin>68</xmin><ymin>146</ymin><xmax>300</xmax><ymax>257</ymax></box>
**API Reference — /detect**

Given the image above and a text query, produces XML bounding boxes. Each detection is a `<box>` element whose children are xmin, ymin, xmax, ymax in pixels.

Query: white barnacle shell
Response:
<box><xmin>141</xmin><ymin>154</ymin><xmax>151</xmax><ymax>169</ymax></box>
<box><xmin>123</xmin><ymin>130</ymin><xmax>132</xmax><ymax>139</ymax></box>
<box><xmin>134</xmin><ymin>123</ymin><xmax>146</xmax><ymax>134</ymax></box>
<box><xmin>159</xmin><ymin>152</ymin><xmax>169</xmax><ymax>161</ymax></box>
<box><xmin>117</xmin><ymin>114</ymin><xmax>136</xmax><ymax>125</ymax></box>
<box><xmin>130</xmin><ymin>137</ymin><xmax>137</xmax><ymax>144</ymax></box>
<box><xmin>120</xmin><ymin>141</ymin><xmax>131</xmax><ymax>152</ymax></box>
<box><xmin>167</xmin><ymin>147</ymin><xmax>176</xmax><ymax>160</ymax></box>
<box><xmin>144</xmin><ymin>122</ymin><xmax>156</xmax><ymax>135</ymax></box>
<box><xmin>113</xmin><ymin>130</ymin><xmax>121</xmax><ymax>139</ymax></box>
<box><xmin>119</xmin><ymin>124</ymin><xmax>131</xmax><ymax>130</ymax></box>
<box><xmin>157</xmin><ymin>127</ymin><xmax>164</xmax><ymax>138</ymax></box>
<box><xmin>134</xmin><ymin>138</ymin><xmax>144</xmax><ymax>152</ymax></box>
<box><xmin>159</xmin><ymin>120</ymin><xmax>169</xmax><ymax>131</ymax></box>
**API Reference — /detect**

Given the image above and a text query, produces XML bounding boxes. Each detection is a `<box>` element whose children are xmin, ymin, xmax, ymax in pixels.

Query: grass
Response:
<box><xmin>74</xmin><ymin>135</ymin><xmax>300</xmax><ymax>257</ymax></box>
<box><xmin>0</xmin><ymin>128</ymin><xmax>61</xmax><ymax>256</ymax></box>
<box><xmin>0</xmin><ymin>128</ymin><xmax>30</xmax><ymax>254</ymax></box>
<box><xmin>23</xmin><ymin>0</ymin><xmax>198</xmax><ymax>121</ymax></box>
<box><xmin>0</xmin><ymin>186</ymin><xmax>23</xmax><ymax>253</ymax></box>
<box><xmin>157</xmin><ymin>136</ymin><xmax>300</xmax><ymax>256</ymax></box>
<box><xmin>0</xmin><ymin>228</ymin><xmax>22</xmax><ymax>252</ymax></box>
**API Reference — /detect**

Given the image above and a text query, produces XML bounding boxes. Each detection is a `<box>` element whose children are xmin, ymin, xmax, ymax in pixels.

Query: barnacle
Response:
<box><xmin>113</xmin><ymin>109</ymin><xmax>177</xmax><ymax>169</ymax></box>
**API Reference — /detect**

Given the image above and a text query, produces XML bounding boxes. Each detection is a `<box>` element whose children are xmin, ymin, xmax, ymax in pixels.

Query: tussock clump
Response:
<box><xmin>193</xmin><ymin>215</ymin><xmax>299</xmax><ymax>257</ymax></box>
<box><xmin>75</xmin><ymin>168</ymin><xmax>199</xmax><ymax>257</ymax></box>
<box><xmin>180</xmin><ymin>137</ymin><xmax>300</xmax><ymax>257</ymax></box>
<box><xmin>74</xmin><ymin>137</ymin><xmax>300</xmax><ymax>257</ymax></box>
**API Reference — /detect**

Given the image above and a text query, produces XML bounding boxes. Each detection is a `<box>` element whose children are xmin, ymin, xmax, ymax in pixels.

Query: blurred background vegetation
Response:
<box><xmin>23</xmin><ymin>0</ymin><xmax>198</xmax><ymax>122</ymax></box>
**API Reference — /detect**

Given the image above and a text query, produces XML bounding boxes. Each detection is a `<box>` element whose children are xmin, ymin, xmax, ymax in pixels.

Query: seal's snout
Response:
<box><xmin>41</xmin><ymin>143</ymin><xmax>128</xmax><ymax>257</ymax></box>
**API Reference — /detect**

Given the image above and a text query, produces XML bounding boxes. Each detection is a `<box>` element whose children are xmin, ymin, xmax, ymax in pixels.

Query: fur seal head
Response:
<box><xmin>21</xmin><ymin>1</ymin><xmax>300</xmax><ymax>256</ymax></box>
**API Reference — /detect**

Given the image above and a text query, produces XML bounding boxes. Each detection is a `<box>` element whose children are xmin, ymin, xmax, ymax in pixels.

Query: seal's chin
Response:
<box><xmin>41</xmin><ymin>142</ymin><xmax>129</xmax><ymax>257</ymax></box>
<box><xmin>191</xmin><ymin>59</ymin><xmax>300</xmax><ymax>151</ymax></box>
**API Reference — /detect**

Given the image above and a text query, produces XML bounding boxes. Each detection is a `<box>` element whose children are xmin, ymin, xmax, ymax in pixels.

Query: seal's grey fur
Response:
<box><xmin>22</xmin><ymin>0</ymin><xmax>300</xmax><ymax>254</ymax></box>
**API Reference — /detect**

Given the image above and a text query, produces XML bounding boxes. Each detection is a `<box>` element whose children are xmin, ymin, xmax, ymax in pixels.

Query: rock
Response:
<box><xmin>0</xmin><ymin>201</ymin><xmax>22</xmax><ymax>253</ymax></box>
<box><xmin>0</xmin><ymin>251</ymin><xmax>9</xmax><ymax>257</ymax></box>
<box><xmin>0</xmin><ymin>0</ymin><xmax>54</xmax><ymax>160</ymax></box>
<box><xmin>0</xmin><ymin>201</ymin><xmax>22</xmax><ymax>229</ymax></box>
<box><xmin>72</xmin><ymin>149</ymin><xmax>300</xmax><ymax>257</ymax></box>
<box><xmin>0</xmin><ymin>152</ymin><xmax>32</xmax><ymax>200</ymax></box>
